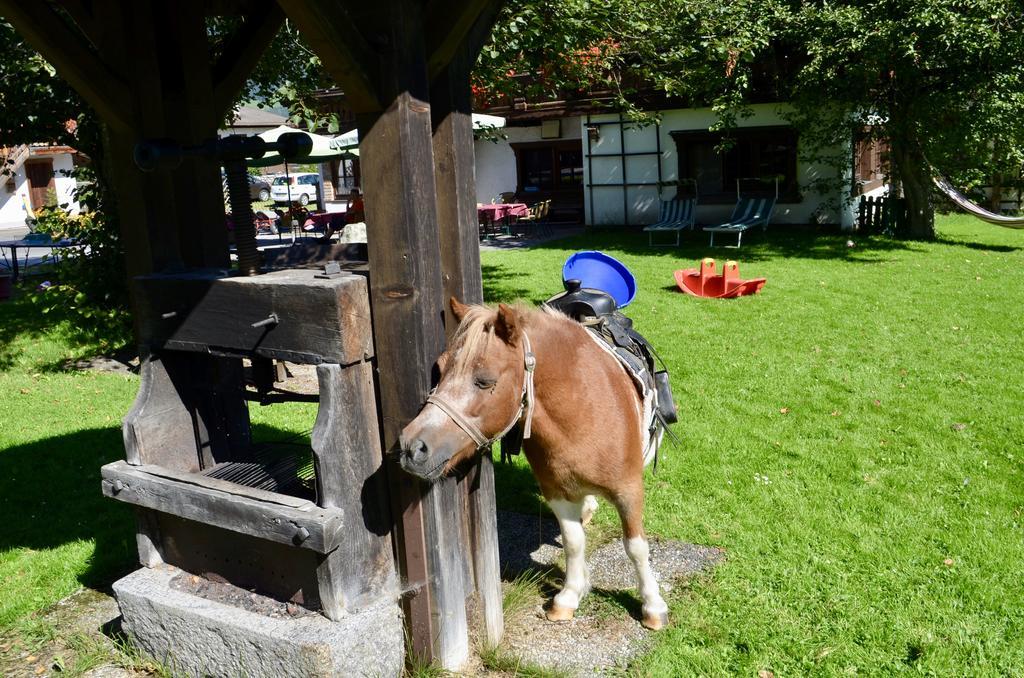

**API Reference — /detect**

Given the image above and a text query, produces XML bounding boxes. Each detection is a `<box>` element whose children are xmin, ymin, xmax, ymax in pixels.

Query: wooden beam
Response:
<box><xmin>212</xmin><ymin>0</ymin><xmax>286</xmax><ymax>120</ymax></box>
<box><xmin>431</xmin><ymin>64</ymin><xmax>484</xmax><ymax>329</ymax></box>
<box><xmin>353</xmin><ymin>0</ymin><xmax>472</xmax><ymax>666</ymax></box>
<box><xmin>0</xmin><ymin>0</ymin><xmax>133</xmax><ymax>130</ymax></box>
<box><xmin>431</xmin><ymin>36</ymin><xmax>503</xmax><ymax>650</ymax></box>
<box><xmin>134</xmin><ymin>269</ymin><xmax>375</xmax><ymax>366</ymax></box>
<box><xmin>164</xmin><ymin>1</ymin><xmax>233</xmax><ymax>269</ymax></box>
<box><xmin>276</xmin><ymin>0</ymin><xmax>382</xmax><ymax>113</ymax></box>
<box><xmin>101</xmin><ymin>461</ymin><xmax>347</xmax><ymax>553</ymax></box>
<box><xmin>59</xmin><ymin>0</ymin><xmax>101</xmax><ymax>45</ymax></box>
<box><xmin>424</xmin><ymin>0</ymin><xmax>501</xmax><ymax>81</ymax></box>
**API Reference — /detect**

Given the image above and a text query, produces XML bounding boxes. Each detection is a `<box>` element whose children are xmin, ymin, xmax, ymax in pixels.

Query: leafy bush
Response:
<box><xmin>28</xmin><ymin>164</ymin><xmax>131</xmax><ymax>353</ymax></box>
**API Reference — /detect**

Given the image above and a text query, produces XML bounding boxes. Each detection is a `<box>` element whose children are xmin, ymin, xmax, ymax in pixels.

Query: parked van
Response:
<box><xmin>270</xmin><ymin>173</ymin><xmax>320</xmax><ymax>206</ymax></box>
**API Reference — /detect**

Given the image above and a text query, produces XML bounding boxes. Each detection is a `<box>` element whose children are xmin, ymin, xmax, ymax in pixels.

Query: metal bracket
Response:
<box><xmin>314</xmin><ymin>261</ymin><xmax>350</xmax><ymax>279</ymax></box>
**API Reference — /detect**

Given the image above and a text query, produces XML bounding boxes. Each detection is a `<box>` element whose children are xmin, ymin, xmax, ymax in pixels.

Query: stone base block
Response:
<box><xmin>113</xmin><ymin>567</ymin><xmax>404</xmax><ymax>678</ymax></box>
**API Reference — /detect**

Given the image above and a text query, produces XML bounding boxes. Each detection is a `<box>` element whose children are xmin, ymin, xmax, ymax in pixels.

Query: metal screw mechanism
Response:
<box><xmin>225</xmin><ymin>158</ymin><xmax>260</xmax><ymax>276</ymax></box>
<box><xmin>133</xmin><ymin>133</ymin><xmax>313</xmax><ymax>279</ymax></box>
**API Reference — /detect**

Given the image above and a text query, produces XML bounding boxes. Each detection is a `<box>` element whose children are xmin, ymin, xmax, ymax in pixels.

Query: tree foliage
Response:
<box><xmin>477</xmin><ymin>0</ymin><xmax>1024</xmax><ymax>237</ymax></box>
<box><xmin>207</xmin><ymin>18</ymin><xmax>337</xmax><ymax>131</ymax></box>
<box><xmin>0</xmin><ymin>20</ymin><xmax>81</xmax><ymax>150</ymax></box>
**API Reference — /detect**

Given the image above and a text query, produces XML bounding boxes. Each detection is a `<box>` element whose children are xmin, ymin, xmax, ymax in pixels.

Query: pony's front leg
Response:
<box><xmin>546</xmin><ymin>498</ymin><xmax>590</xmax><ymax>622</ymax></box>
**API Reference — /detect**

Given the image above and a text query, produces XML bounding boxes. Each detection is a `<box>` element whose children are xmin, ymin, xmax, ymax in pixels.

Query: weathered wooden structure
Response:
<box><xmin>0</xmin><ymin>0</ymin><xmax>505</xmax><ymax>670</ymax></box>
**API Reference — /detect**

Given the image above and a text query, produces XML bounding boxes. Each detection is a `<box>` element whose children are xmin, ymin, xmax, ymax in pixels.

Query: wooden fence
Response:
<box><xmin>858</xmin><ymin>195</ymin><xmax>908</xmax><ymax>235</ymax></box>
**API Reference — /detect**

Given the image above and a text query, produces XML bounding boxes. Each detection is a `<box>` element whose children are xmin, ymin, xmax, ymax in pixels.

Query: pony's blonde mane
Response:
<box><xmin>448</xmin><ymin>302</ymin><xmax>565</xmax><ymax>374</ymax></box>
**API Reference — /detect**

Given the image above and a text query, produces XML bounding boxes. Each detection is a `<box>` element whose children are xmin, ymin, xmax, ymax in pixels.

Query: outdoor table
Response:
<box><xmin>477</xmin><ymin>203</ymin><xmax>529</xmax><ymax>222</ymax></box>
<box><xmin>477</xmin><ymin>203</ymin><xmax>529</xmax><ymax>237</ymax></box>
<box><xmin>302</xmin><ymin>212</ymin><xmax>343</xmax><ymax>232</ymax></box>
<box><xmin>0</xmin><ymin>238</ymin><xmax>78</xmax><ymax>283</ymax></box>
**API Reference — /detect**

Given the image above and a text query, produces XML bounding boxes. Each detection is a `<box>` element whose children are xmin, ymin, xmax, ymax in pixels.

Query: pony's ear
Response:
<box><xmin>450</xmin><ymin>297</ymin><xmax>471</xmax><ymax>324</ymax></box>
<box><xmin>494</xmin><ymin>303</ymin><xmax>520</xmax><ymax>346</ymax></box>
<box><xmin>435</xmin><ymin>350</ymin><xmax>451</xmax><ymax>376</ymax></box>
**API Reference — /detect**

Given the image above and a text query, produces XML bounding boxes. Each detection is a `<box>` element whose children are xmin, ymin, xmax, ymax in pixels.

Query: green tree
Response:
<box><xmin>783</xmin><ymin>0</ymin><xmax>1024</xmax><ymax>237</ymax></box>
<box><xmin>476</xmin><ymin>0</ymin><xmax>1024</xmax><ymax>238</ymax></box>
<box><xmin>0</xmin><ymin>20</ymin><xmax>81</xmax><ymax>150</ymax></box>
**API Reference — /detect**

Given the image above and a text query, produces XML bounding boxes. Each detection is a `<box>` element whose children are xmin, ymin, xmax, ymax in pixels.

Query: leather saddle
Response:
<box><xmin>500</xmin><ymin>279</ymin><xmax>678</xmax><ymax>462</ymax></box>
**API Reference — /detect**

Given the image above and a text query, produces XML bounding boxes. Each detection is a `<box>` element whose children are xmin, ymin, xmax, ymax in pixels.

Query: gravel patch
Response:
<box><xmin>169</xmin><ymin>571</ymin><xmax>316</xmax><ymax>620</ymax></box>
<box><xmin>62</xmin><ymin>355</ymin><xmax>138</xmax><ymax>375</ymax></box>
<box><xmin>496</xmin><ymin>510</ymin><xmax>724</xmax><ymax>676</ymax></box>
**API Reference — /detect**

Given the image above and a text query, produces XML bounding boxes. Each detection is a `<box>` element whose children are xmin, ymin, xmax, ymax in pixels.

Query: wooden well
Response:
<box><xmin>101</xmin><ymin>267</ymin><xmax>394</xmax><ymax>620</ymax></box>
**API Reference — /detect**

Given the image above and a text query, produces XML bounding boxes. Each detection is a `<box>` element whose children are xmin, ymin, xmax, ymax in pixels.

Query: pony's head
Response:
<box><xmin>399</xmin><ymin>298</ymin><xmax>529</xmax><ymax>481</ymax></box>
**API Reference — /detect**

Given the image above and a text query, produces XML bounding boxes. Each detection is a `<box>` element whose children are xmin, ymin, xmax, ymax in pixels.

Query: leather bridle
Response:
<box><xmin>425</xmin><ymin>332</ymin><xmax>536</xmax><ymax>449</ymax></box>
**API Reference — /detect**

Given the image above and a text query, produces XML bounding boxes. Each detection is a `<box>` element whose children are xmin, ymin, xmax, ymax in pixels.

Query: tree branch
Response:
<box><xmin>0</xmin><ymin>0</ymin><xmax>134</xmax><ymax>130</ymax></box>
<box><xmin>276</xmin><ymin>0</ymin><xmax>381</xmax><ymax>113</ymax></box>
<box><xmin>425</xmin><ymin>0</ymin><xmax>503</xmax><ymax>82</ymax></box>
<box><xmin>211</xmin><ymin>0</ymin><xmax>286</xmax><ymax>120</ymax></box>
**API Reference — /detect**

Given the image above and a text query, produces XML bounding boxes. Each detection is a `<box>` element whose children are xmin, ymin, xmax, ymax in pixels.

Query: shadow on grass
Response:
<box><xmin>934</xmin><ymin>237</ymin><xmax>1022</xmax><ymax>253</ymax></box>
<box><xmin>0</xmin><ymin>417</ymin><xmax>549</xmax><ymax>600</ymax></box>
<box><xmin>482</xmin><ymin>263</ymin><xmax>535</xmax><ymax>304</ymax></box>
<box><xmin>0</xmin><ymin>288</ymin><xmax>130</xmax><ymax>372</ymax></box>
<box><xmin>522</xmin><ymin>224</ymin><xmax>924</xmax><ymax>264</ymax></box>
<box><xmin>0</xmin><ymin>288</ymin><xmax>56</xmax><ymax>370</ymax></box>
<box><xmin>0</xmin><ymin>427</ymin><xmax>137</xmax><ymax>594</ymax></box>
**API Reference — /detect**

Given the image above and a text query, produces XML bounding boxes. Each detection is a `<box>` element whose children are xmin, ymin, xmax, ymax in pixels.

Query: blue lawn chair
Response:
<box><xmin>643</xmin><ymin>198</ymin><xmax>696</xmax><ymax>246</ymax></box>
<box><xmin>703</xmin><ymin>195</ymin><xmax>776</xmax><ymax>248</ymax></box>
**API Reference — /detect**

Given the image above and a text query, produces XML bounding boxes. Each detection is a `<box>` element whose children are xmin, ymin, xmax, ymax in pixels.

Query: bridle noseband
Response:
<box><xmin>425</xmin><ymin>332</ymin><xmax>536</xmax><ymax>450</ymax></box>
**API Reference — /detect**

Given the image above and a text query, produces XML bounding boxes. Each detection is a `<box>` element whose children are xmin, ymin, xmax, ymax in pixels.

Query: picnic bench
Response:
<box><xmin>0</xmin><ymin>235</ymin><xmax>79</xmax><ymax>282</ymax></box>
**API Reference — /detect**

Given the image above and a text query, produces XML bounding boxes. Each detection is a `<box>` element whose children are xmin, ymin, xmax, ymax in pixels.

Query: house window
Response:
<box><xmin>520</xmin><ymin>147</ymin><xmax>554</xmax><ymax>190</ymax></box>
<box><xmin>511</xmin><ymin>140</ymin><xmax>584</xmax><ymax>194</ymax></box>
<box><xmin>671</xmin><ymin>127</ymin><xmax>800</xmax><ymax>202</ymax></box>
<box><xmin>558</xmin><ymin>148</ymin><xmax>584</xmax><ymax>186</ymax></box>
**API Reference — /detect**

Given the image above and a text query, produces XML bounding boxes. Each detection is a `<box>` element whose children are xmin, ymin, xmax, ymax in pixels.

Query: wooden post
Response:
<box><xmin>273</xmin><ymin>1</ymin><xmax>505</xmax><ymax>667</ymax></box>
<box><xmin>349</xmin><ymin>2</ymin><xmax>469</xmax><ymax>666</ymax></box>
<box><xmin>312</xmin><ymin>362</ymin><xmax>397</xmax><ymax>616</ymax></box>
<box><xmin>430</xmin><ymin>8</ymin><xmax>504</xmax><ymax>646</ymax></box>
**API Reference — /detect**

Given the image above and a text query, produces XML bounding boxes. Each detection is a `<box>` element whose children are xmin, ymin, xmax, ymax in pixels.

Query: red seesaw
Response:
<box><xmin>674</xmin><ymin>258</ymin><xmax>766</xmax><ymax>298</ymax></box>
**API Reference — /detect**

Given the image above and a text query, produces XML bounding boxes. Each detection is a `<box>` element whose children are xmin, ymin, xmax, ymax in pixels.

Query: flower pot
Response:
<box><xmin>0</xmin><ymin>274</ymin><xmax>11</xmax><ymax>301</ymax></box>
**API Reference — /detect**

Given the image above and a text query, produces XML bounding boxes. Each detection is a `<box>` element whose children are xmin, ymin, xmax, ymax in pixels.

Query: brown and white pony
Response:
<box><xmin>399</xmin><ymin>299</ymin><xmax>668</xmax><ymax>630</ymax></box>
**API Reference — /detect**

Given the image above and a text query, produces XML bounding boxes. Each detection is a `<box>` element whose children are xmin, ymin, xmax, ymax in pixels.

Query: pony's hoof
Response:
<box><xmin>545</xmin><ymin>604</ymin><xmax>576</xmax><ymax>622</ymax></box>
<box><xmin>642</xmin><ymin>610</ymin><xmax>669</xmax><ymax>630</ymax></box>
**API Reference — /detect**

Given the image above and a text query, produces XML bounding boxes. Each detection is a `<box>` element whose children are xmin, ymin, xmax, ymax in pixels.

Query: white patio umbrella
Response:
<box><xmin>250</xmin><ymin>125</ymin><xmax>357</xmax><ymax>167</ymax></box>
<box><xmin>323</xmin><ymin>113</ymin><xmax>506</xmax><ymax>154</ymax></box>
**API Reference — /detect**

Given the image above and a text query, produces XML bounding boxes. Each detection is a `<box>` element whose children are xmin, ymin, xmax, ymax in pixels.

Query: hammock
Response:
<box><xmin>932</xmin><ymin>175</ymin><xmax>1024</xmax><ymax>229</ymax></box>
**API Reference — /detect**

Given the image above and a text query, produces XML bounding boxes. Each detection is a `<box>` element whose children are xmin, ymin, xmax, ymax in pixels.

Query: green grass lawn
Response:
<box><xmin>483</xmin><ymin>215</ymin><xmax>1024</xmax><ymax>675</ymax></box>
<box><xmin>1</xmin><ymin>214</ymin><xmax>1022</xmax><ymax>674</ymax></box>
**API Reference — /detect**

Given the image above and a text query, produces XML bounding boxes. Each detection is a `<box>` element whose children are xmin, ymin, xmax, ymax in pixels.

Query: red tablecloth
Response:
<box><xmin>478</xmin><ymin>203</ymin><xmax>529</xmax><ymax>222</ymax></box>
<box><xmin>303</xmin><ymin>212</ymin><xmax>336</xmax><ymax>227</ymax></box>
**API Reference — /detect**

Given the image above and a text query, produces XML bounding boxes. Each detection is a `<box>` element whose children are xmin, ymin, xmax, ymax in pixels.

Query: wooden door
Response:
<box><xmin>25</xmin><ymin>160</ymin><xmax>55</xmax><ymax>210</ymax></box>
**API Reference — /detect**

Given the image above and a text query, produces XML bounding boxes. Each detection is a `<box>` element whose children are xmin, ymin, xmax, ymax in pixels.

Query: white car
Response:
<box><xmin>270</xmin><ymin>173</ymin><xmax>321</xmax><ymax>206</ymax></box>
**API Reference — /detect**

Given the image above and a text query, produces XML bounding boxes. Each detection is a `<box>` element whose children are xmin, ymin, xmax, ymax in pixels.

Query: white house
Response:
<box><xmin>474</xmin><ymin>102</ymin><xmax>887</xmax><ymax>231</ymax></box>
<box><xmin>0</xmin><ymin>144</ymin><xmax>81</xmax><ymax>227</ymax></box>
